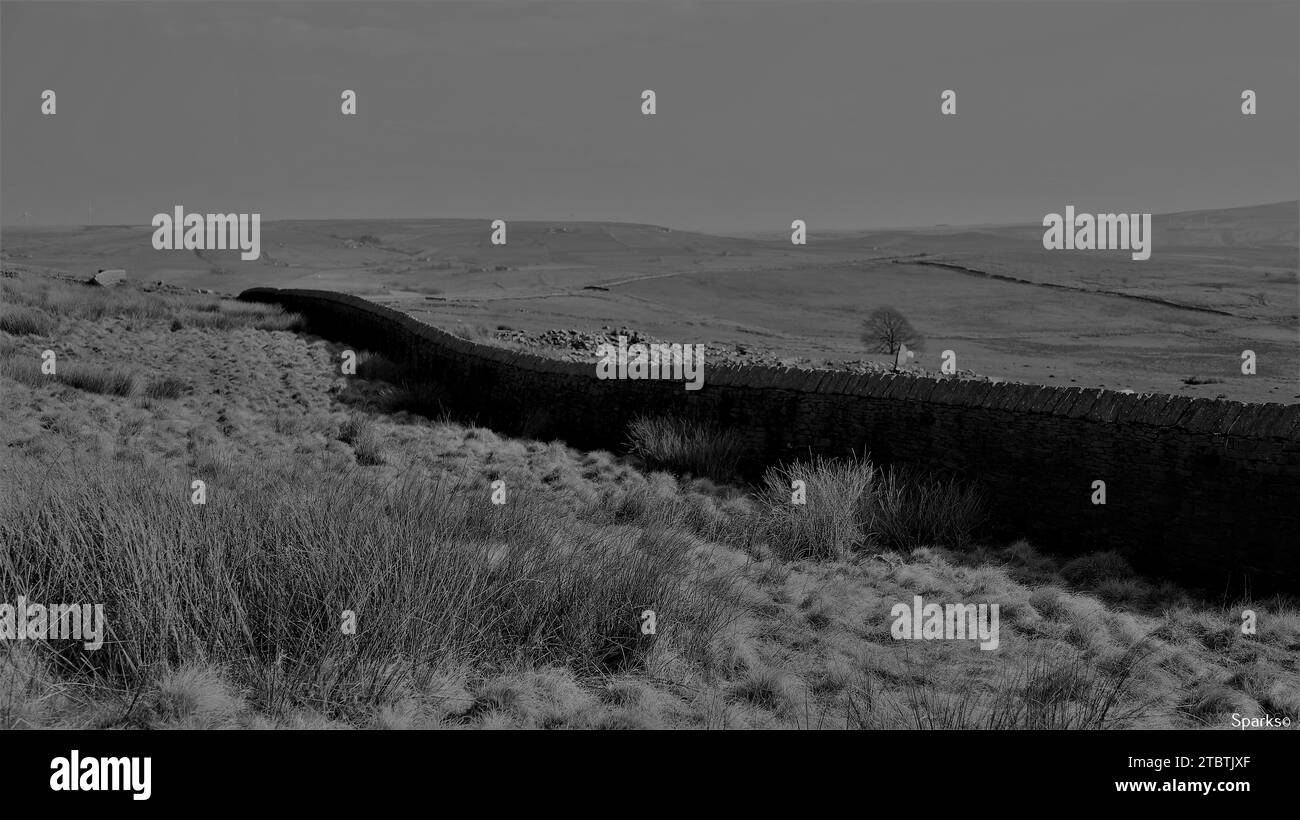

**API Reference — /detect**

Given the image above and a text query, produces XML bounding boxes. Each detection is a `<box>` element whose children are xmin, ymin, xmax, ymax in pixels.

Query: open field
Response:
<box><xmin>4</xmin><ymin>201</ymin><xmax>1296</xmax><ymax>403</ymax></box>
<box><xmin>1</xmin><ymin>271</ymin><xmax>1297</xmax><ymax>729</ymax></box>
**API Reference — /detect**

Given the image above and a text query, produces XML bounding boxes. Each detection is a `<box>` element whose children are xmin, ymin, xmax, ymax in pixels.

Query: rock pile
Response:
<box><xmin>479</xmin><ymin>324</ymin><xmax>989</xmax><ymax>381</ymax></box>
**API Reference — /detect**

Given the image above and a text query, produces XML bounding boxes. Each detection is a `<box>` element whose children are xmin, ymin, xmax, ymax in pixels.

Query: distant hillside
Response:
<box><xmin>1150</xmin><ymin>201</ymin><xmax>1299</xmax><ymax>247</ymax></box>
<box><xmin>825</xmin><ymin>201</ymin><xmax>1299</xmax><ymax>250</ymax></box>
<box><xmin>3</xmin><ymin>202</ymin><xmax>1294</xmax><ymax>288</ymax></box>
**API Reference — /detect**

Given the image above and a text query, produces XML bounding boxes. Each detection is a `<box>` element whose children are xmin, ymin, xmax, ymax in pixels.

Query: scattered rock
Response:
<box><xmin>465</xmin><ymin>324</ymin><xmax>991</xmax><ymax>381</ymax></box>
<box><xmin>88</xmin><ymin>268</ymin><xmax>127</xmax><ymax>287</ymax></box>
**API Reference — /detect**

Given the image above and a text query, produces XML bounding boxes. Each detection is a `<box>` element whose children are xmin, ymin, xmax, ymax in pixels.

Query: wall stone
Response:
<box><xmin>241</xmin><ymin>286</ymin><xmax>1300</xmax><ymax>595</ymax></box>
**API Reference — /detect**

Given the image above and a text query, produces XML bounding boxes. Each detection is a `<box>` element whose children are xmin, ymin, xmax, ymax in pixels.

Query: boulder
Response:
<box><xmin>89</xmin><ymin>268</ymin><xmax>126</xmax><ymax>287</ymax></box>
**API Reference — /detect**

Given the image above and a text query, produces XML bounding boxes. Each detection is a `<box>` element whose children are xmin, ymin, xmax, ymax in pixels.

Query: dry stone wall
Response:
<box><xmin>240</xmin><ymin>286</ymin><xmax>1300</xmax><ymax>594</ymax></box>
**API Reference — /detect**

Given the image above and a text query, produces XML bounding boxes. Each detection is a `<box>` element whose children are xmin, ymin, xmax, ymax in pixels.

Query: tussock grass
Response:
<box><xmin>865</xmin><ymin>466</ymin><xmax>985</xmax><ymax>551</ymax></box>
<box><xmin>355</xmin><ymin>351</ymin><xmax>411</xmax><ymax>384</ymax></box>
<box><xmin>338</xmin><ymin>414</ymin><xmax>385</xmax><ymax>465</ymax></box>
<box><xmin>189</xmin><ymin>442</ymin><xmax>238</xmax><ymax>481</ymax></box>
<box><xmin>756</xmin><ymin>456</ymin><xmax>874</xmax><ymax>560</ymax></box>
<box><xmin>347</xmin><ymin>350</ymin><xmax>449</xmax><ymax>418</ymax></box>
<box><xmin>863</xmin><ymin>467</ymin><xmax>982</xmax><ymax>550</ymax></box>
<box><xmin>0</xmin><ymin>355</ymin><xmax>46</xmax><ymax>388</ymax></box>
<box><xmin>625</xmin><ymin>420</ymin><xmax>982</xmax><ymax>556</ymax></box>
<box><xmin>56</xmin><ymin>363</ymin><xmax>137</xmax><ymax>397</ymax></box>
<box><xmin>591</xmin><ymin>477</ymin><xmax>702</xmax><ymax>534</ymax></box>
<box><xmin>0</xmin><ymin>274</ymin><xmax>301</xmax><ymax>331</ymax></box>
<box><xmin>731</xmin><ymin>665</ymin><xmax>805</xmax><ymax>716</ymax></box>
<box><xmin>379</xmin><ymin>379</ymin><xmax>448</xmax><ymax>418</ymax></box>
<box><xmin>0</xmin><ymin>455</ymin><xmax>739</xmax><ymax>726</ymax></box>
<box><xmin>865</xmin><ymin>640</ymin><xmax>1162</xmax><ymax>729</ymax></box>
<box><xmin>176</xmin><ymin>306</ymin><xmax>304</xmax><ymax>332</ymax></box>
<box><xmin>0</xmin><ymin>306</ymin><xmax>56</xmax><ymax>336</ymax></box>
<box><xmin>0</xmin><ymin>351</ymin><xmax>135</xmax><ymax>396</ymax></box>
<box><xmin>626</xmin><ymin>416</ymin><xmax>745</xmax><ymax>480</ymax></box>
<box><xmin>5</xmin><ymin>276</ymin><xmax>182</xmax><ymax>322</ymax></box>
<box><xmin>5</xmin><ymin>269</ymin><xmax>1292</xmax><ymax>730</ymax></box>
<box><xmin>748</xmin><ymin>457</ymin><xmax>984</xmax><ymax>559</ymax></box>
<box><xmin>1061</xmin><ymin>551</ymin><xmax>1136</xmax><ymax>587</ymax></box>
<box><xmin>337</xmin><ymin>414</ymin><xmax>372</xmax><ymax>445</ymax></box>
<box><xmin>144</xmin><ymin>376</ymin><xmax>189</xmax><ymax>400</ymax></box>
<box><xmin>272</xmin><ymin>414</ymin><xmax>310</xmax><ymax>436</ymax></box>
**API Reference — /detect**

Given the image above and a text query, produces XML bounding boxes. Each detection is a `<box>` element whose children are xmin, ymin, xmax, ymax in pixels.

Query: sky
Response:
<box><xmin>2</xmin><ymin>0</ymin><xmax>1297</xmax><ymax>232</ymax></box>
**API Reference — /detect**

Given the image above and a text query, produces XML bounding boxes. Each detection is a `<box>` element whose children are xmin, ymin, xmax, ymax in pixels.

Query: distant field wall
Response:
<box><xmin>240</xmin><ymin>287</ymin><xmax>1300</xmax><ymax>594</ymax></box>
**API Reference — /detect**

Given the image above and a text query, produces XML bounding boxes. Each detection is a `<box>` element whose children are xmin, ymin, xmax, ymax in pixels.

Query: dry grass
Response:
<box><xmin>0</xmin><ymin>454</ymin><xmax>738</xmax><ymax>727</ymax></box>
<box><xmin>347</xmin><ymin>351</ymin><xmax>450</xmax><ymax>418</ymax></box>
<box><xmin>0</xmin><ymin>306</ymin><xmax>56</xmax><ymax>336</ymax></box>
<box><xmin>865</xmin><ymin>465</ymin><xmax>985</xmax><ymax>550</ymax></box>
<box><xmin>338</xmin><ymin>414</ymin><xmax>385</xmax><ymax>465</ymax></box>
<box><xmin>59</xmin><ymin>363</ymin><xmax>137</xmax><ymax>396</ymax></box>
<box><xmin>0</xmin><ymin>352</ymin><xmax>136</xmax><ymax>396</ymax></box>
<box><xmin>756</xmin><ymin>456</ymin><xmax>874</xmax><ymax>560</ymax></box>
<box><xmin>626</xmin><ymin>415</ymin><xmax>745</xmax><ymax>480</ymax></box>
<box><xmin>850</xmin><ymin>640</ymin><xmax>1160</xmax><ymax>729</ymax></box>
<box><xmin>177</xmin><ymin>303</ymin><xmax>303</xmax><ymax>332</ymax></box>
<box><xmin>0</xmin><ymin>355</ymin><xmax>45</xmax><ymax>388</ymax></box>
<box><xmin>746</xmin><ymin>456</ymin><xmax>984</xmax><ymax>559</ymax></box>
<box><xmin>0</xmin><ymin>274</ymin><xmax>301</xmax><ymax>332</ymax></box>
<box><xmin>144</xmin><ymin>376</ymin><xmax>190</xmax><ymax>400</ymax></box>
<box><xmin>447</xmin><ymin>322</ymin><xmax>496</xmax><ymax>343</ymax></box>
<box><xmin>2</xmin><ymin>269</ymin><xmax>1296</xmax><ymax>730</ymax></box>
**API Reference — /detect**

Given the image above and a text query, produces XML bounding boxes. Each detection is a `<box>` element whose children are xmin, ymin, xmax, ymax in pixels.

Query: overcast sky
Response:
<box><xmin>2</xmin><ymin>1</ymin><xmax>1296</xmax><ymax>232</ymax></box>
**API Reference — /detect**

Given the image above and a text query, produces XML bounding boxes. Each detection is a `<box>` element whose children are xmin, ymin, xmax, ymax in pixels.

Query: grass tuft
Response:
<box><xmin>144</xmin><ymin>376</ymin><xmax>190</xmax><ymax>400</ymax></box>
<box><xmin>626</xmin><ymin>416</ymin><xmax>745</xmax><ymax>480</ymax></box>
<box><xmin>0</xmin><ymin>455</ymin><xmax>737</xmax><ymax>724</ymax></box>
<box><xmin>756</xmin><ymin>456</ymin><xmax>874</xmax><ymax>560</ymax></box>
<box><xmin>0</xmin><ymin>306</ymin><xmax>56</xmax><ymax>336</ymax></box>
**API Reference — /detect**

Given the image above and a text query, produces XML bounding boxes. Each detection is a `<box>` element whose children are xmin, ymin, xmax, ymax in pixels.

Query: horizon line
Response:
<box><xmin>2</xmin><ymin>199</ymin><xmax>1296</xmax><ymax>236</ymax></box>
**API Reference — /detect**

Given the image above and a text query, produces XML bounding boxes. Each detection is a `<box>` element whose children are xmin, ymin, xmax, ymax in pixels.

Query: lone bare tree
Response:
<box><xmin>861</xmin><ymin>307</ymin><xmax>923</xmax><ymax>369</ymax></box>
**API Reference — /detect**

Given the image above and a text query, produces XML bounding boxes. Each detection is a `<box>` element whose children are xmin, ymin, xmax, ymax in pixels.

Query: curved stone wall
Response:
<box><xmin>240</xmin><ymin>286</ymin><xmax>1300</xmax><ymax>594</ymax></box>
